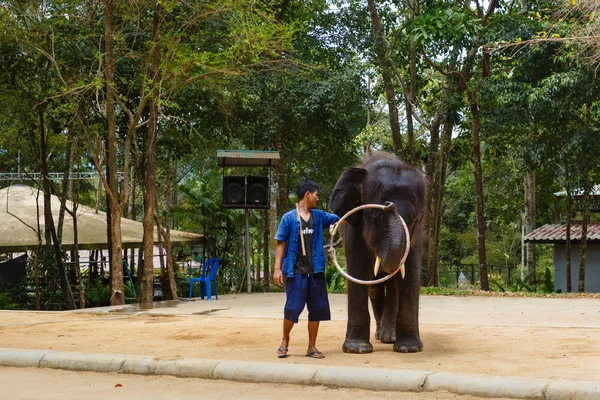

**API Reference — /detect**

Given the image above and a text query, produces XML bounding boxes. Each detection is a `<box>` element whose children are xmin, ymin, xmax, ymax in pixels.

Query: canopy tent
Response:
<box><xmin>0</xmin><ymin>184</ymin><xmax>203</xmax><ymax>252</ymax></box>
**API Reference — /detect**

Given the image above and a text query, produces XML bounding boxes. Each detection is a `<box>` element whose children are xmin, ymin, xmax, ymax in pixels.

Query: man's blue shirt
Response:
<box><xmin>275</xmin><ymin>209</ymin><xmax>339</xmax><ymax>277</ymax></box>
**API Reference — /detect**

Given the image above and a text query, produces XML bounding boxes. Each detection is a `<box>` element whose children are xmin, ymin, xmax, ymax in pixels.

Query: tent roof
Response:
<box><xmin>0</xmin><ymin>184</ymin><xmax>203</xmax><ymax>252</ymax></box>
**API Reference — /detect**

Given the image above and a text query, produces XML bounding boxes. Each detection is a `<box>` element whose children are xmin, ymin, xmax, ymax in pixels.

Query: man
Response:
<box><xmin>273</xmin><ymin>180</ymin><xmax>340</xmax><ymax>359</ymax></box>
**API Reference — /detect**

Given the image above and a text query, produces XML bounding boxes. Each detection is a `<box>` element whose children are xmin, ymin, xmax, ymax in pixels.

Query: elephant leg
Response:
<box><xmin>344</xmin><ymin>239</ymin><xmax>373</xmax><ymax>354</ymax></box>
<box><xmin>394</xmin><ymin>234</ymin><xmax>423</xmax><ymax>353</ymax></box>
<box><xmin>369</xmin><ymin>283</ymin><xmax>384</xmax><ymax>341</ymax></box>
<box><xmin>344</xmin><ymin>281</ymin><xmax>372</xmax><ymax>353</ymax></box>
<box><xmin>370</xmin><ymin>278</ymin><xmax>397</xmax><ymax>343</ymax></box>
<box><xmin>380</xmin><ymin>278</ymin><xmax>399</xmax><ymax>343</ymax></box>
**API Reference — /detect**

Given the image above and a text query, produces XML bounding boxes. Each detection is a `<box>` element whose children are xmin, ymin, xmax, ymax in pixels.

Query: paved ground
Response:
<box><xmin>72</xmin><ymin>293</ymin><xmax>600</xmax><ymax>328</ymax></box>
<box><xmin>1</xmin><ymin>293</ymin><xmax>599</xmax><ymax>390</ymax></box>
<box><xmin>0</xmin><ymin>366</ymin><xmax>511</xmax><ymax>400</ymax></box>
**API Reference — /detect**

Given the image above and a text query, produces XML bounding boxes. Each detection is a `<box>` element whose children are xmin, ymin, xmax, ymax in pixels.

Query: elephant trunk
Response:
<box><xmin>377</xmin><ymin>202</ymin><xmax>405</xmax><ymax>275</ymax></box>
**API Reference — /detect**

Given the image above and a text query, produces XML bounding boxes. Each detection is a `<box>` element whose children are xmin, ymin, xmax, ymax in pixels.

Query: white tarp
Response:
<box><xmin>0</xmin><ymin>184</ymin><xmax>203</xmax><ymax>252</ymax></box>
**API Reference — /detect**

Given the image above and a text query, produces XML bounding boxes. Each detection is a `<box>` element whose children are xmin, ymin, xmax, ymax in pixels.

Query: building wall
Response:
<box><xmin>554</xmin><ymin>244</ymin><xmax>600</xmax><ymax>293</ymax></box>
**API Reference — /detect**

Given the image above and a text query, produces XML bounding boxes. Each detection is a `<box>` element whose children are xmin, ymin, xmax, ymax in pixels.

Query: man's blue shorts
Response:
<box><xmin>284</xmin><ymin>273</ymin><xmax>331</xmax><ymax>324</ymax></box>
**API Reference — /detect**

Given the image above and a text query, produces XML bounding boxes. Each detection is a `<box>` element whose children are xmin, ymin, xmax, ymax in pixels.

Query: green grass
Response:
<box><xmin>420</xmin><ymin>287</ymin><xmax>600</xmax><ymax>298</ymax></box>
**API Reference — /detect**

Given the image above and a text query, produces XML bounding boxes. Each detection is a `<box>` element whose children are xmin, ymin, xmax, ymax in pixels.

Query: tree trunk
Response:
<box><xmin>57</xmin><ymin>124</ymin><xmax>74</xmax><ymax>241</ymax></box>
<box><xmin>263</xmin><ymin>208</ymin><xmax>270</xmax><ymax>292</ymax></box>
<box><xmin>524</xmin><ymin>169</ymin><xmax>536</xmax><ymax>289</ymax></box>
<box><xmin>427</xmin><ymin>120</ymin><xmax>453</xmax><ymax>286</ymax></box>
<box><xmin>367</xmin><ymin>0</ymin><xmax>404</xmax><ymax>157</ymax></box>
<box><xmin>38</xmin><ymin>109</ymin><xmax>74</xmax><ymax>310</ymax></box>
<box><xmin>578</xmin><ymin>168</ymin><xmax>590</xmax><ymax>293</ymax></box>
<box><xmin>141</xmin><ymin>112</ymin><xmax>157</xmax><ymax>307</ymax></box>
<box><xmin>72</xmin><ymin>203</ymin><xmax>84</xmax><ymax>308</ymax></box>
<box><xmin>34</xmin><ymin>189</ymin><xmax>43</xmax><ymax>310</ymax></box>
<box><xmin>269</xmin><ymin>169</ymin><xmax>278</xmax><ymax>250</ymax></box>
<box><xmin>95</xmin><ymin>151</ymin><xmax>103</xmax><ymax>213</ymax></box>
<box><xmin>256</xmin><ymin>218</ymin><xmax>262</xmax><ymax>288</ymax></box>
<box><xmin>469</xmin><ymin>94</ymin><xmax>489</xmax><ymax>291</ymax></box>
<box><xmin>421</xmin><ymin>60</ymin><xmax>457</xmax><ymax>279</ymax></box>
<box><xmin>276</xmin><ymin>128</ymin><xmax>287</xmax><ymax>218</ymax></box>
<box><xmin>564</xmin><ymin>156</ymin><xmax>572</xmax><ymax>293</ymax></box>
<box><xmin>422</xmin><ymin>117</ymin><xmax>440</xmax><ymax>280</ymax></box>
<box><xmin>109</xmin><ymin>206</ymin><xmax>124</xmax><ymax>304</ymax></box>
<box><xmin>104</xmin><ymin>0</ymin><xmax>124</xmax><ymax>305</ymax></box>
<box><xmin>141</xmin><ymin>2</ymin><xmax>162</xmax><ymax>308</ymax></box>
<box><xmin>164</xmin><ymin>160</ymin><xmax>178</xmax><ymax>299</ymax></box>
<box><xmin>135</xmin><ymin>245</ymin><xmax>144</xmax><ymax>302</ymax></box>
<box><xmin>155</xmin><ymin>190</ymin><xmax>178</xmax><ymax>300</ymax></box>
<box><xmin>406</xmin><ymin>0</ymin><xmax>418</xmax><ymax>164</ymax></box>
<box><xmin>128</xmin><ymin>162</ymin><xmax>136</xmax><ymax>275</ymax></box>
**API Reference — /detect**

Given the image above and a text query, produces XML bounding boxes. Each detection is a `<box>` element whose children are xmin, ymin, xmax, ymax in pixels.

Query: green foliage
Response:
<box><xmin>420</xmin><ymin>287</ymin><xmax>476</xmax><ymax>296</ymax></box>
<box><xmin>325</xmin><ymin>263</ymin><xmax>346</xmax><ymax>293</ymax></box>
<box><xmin>410</xmin><ymin>7</ymin><xmax>481</xmax><ymax>46</ymax></box>
<box><xmin>543</xmin><ymin>267</ymin><xmax>554</xmax><ymax>294</ymax></box>
<box><xmin>512</xmin><ymin>276</ymin><xmax>534</xmax><ymax>293</ymax></box>
<box><xmin>488</xmin><ymin>273</ymin><xmax>507</xmax><ymax>292</ymax></box>
<box><xmin>0</xmin><ymin>293</ymin><xmax>18</xmax><ymax>309</ymax></box>
<box><xmin>85</xmin><ymin>280</ymin><xmax>111</xmax><ymax>308</ymax></box>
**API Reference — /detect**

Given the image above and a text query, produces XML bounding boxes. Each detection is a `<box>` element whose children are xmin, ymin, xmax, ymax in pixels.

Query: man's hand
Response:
<box><xmin>329</xmin><ymin>220</ymin><xmax>344</xmax><ymax>234</ymax></box>
<box><xmin>273</xmin><ymin>269</ymin><xmax>283</xmax><ymax>286</ymax></box>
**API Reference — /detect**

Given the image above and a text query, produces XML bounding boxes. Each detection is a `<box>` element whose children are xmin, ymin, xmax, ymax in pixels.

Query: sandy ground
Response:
<box><xmin>0</xmin><ymin>293</ymin><xmax>599</xmax><ymax>382</ymax></box>
<box><xmin>0</xmin><ymin>367</ymin><xmax>511</xmax><ymax>400</ymax></box>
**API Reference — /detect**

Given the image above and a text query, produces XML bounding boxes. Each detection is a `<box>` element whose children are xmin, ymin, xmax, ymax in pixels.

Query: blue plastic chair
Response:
<box><xmin>203</xmin><ymin>258</ymin><xmax>220</xmax><ymax>300</ymax></box>
<box><xmin>188</xmin><ymin>259</ymin><xmax>211</xmax><ymax>299</ymax></box>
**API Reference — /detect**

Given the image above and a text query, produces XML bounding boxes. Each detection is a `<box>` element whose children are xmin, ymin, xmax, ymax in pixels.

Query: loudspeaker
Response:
<box><xmin>223</xmin><ymin>176</ymin><xmax>245</xmax><ymax>205</ymax></box>
<box><xmin>246</xmin><ymin>176</ymin><xmax>269</xmax><ymax>206</ymax></box>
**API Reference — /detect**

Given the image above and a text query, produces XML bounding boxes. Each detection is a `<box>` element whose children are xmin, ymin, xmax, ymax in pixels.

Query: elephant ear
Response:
<box><xmin>330</xmin><ymin>167</ymin><xmax>367</xmax><ymax>227</ymax></box>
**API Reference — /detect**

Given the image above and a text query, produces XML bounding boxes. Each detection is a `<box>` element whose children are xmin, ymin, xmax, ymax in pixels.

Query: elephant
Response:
<box><xmin>330</xmin><ymin>152</ymin><xmax>426</xmax><ymax>354</ymax></box>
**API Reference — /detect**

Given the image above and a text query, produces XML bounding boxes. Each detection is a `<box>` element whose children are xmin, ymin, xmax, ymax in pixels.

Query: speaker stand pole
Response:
<box><xmin>245</xmin><ymin>208</ymin><xmax>252</xmax><ymax>293</ymax></box>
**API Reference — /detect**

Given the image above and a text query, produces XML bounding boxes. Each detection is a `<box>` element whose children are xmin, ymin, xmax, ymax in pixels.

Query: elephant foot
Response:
<box><xmin>343</xmin><ymin>338</ymin><xmax>373</xmax><ymax>354</ymax></box>
<box><xmin>375</xmin><ymin>326</ymin><xmax>396</xmax><ymax>343</ymax></box>
<box><xmin>393</xmin><ymin>335</ymin><xmax>423</xmax><ymax>353</ymax></box>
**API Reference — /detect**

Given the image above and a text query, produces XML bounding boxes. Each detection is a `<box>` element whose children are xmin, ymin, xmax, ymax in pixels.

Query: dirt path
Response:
<box><xmin>0</xmin><ymin>367</ymin><xmax>512</xmax><ymax>400</ymax></box>
<box><xmin>0</xmin><ymin>304</ymin><xmax>598</xmax><ymax>381</ymax></box>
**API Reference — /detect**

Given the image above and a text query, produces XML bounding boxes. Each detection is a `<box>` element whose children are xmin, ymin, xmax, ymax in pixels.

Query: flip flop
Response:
<box><xmin>277</xmin><ymin>347</ymin><xmax>288</xmax><ymax>358</ymax></box>
<box><xmin>305</xmin><ymin>350</ymin><xmax>324</xmax><ymax>359</ymax></box>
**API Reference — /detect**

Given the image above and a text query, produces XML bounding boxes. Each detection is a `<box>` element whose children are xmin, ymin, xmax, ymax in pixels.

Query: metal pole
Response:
<box><xmin>245</xmin><ymin>208</ymin><xmax>252</xmax><ymax>293</ymax></box>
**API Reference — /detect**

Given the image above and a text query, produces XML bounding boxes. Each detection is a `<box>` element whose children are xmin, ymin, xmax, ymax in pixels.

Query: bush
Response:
<box><xmin>325</xmin><ymin>262</ymin><xmax>346</xmax><ymax>294</ymax></box>
<box><xmin>0</xmin><ymin>293</ymin><xmax>18</xmax><ymax>309</ymax></box>
<box><xmin>488</xmin><ymin>273</ymin><xmax>506</xmax><ymax>292</ymax></box>
<box><xmin>85</xmin><ymin>280</ymin><xmax>110</xmax><ymax>307</ymax></box>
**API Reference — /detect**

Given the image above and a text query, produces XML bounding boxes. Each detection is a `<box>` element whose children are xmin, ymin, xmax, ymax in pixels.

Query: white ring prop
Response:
<box><xmin>328</xmin><ymin>203</ymin><xmax>411</xmax><ymax>285</ymax></box>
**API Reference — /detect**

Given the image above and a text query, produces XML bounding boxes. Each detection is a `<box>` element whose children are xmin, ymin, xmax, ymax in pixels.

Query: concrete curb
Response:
<box><xmin>424</xmin><ymin>371</ymin><xmax>551</xmax><ymax>399</ymax></box>
<box><xmin>1</xmin><ymin>348</ymin><xmax>599</xmax><ymax>399</ymax></box>
<box><xmin>546</xmin><ymin>380</ymin><xmax>600</xmax><ymax>400</ymax></box>
<box><xmin>314</xmin><ymin>365</ymin><xmax>428</xmax><ymax>392</ymax></box>
<box><xmin>214</xmin><ymin>361</ymin><xmax>319</xmax><ymax>385</ymax></box>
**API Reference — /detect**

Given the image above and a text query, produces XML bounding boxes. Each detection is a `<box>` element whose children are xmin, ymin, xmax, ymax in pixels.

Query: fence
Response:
<box><xmin>436</xmin><ymin>264</ymin><xmax>516</xmax><ymax>288</ymax></box>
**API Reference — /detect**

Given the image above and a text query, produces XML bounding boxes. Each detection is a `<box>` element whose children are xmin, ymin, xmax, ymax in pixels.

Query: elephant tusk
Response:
<box><xmin>399</xmin><ymin>263</ymin><xmax>405</xmax><ymax>279</ymax></box>
<box><xmin>374</xmin><ymin>256</ymin><xmax>381</xmax><ymax>277</ymax></box>
<box><xmin>329</xmin><ymin>203</ymin><xmax>411</xmax><ymax>286</ymax></box>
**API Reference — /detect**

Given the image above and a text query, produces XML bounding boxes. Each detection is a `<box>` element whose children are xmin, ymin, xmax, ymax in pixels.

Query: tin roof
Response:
<box><xmin>524</xmin><ymin>223</ymin><xmax>600</xmax><ymax>244</ymax></box>
<box><xmin>217</xmin><ymin>150</ymin><xmax>280</xmax><ymax>167</ymax></box>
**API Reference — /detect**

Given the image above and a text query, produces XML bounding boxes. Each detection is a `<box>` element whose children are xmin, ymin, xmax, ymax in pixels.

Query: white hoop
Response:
<box><xmin>328</xmin><ymin>203</ymin><xmax>411</xmax><ymax>285</ymax></box>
